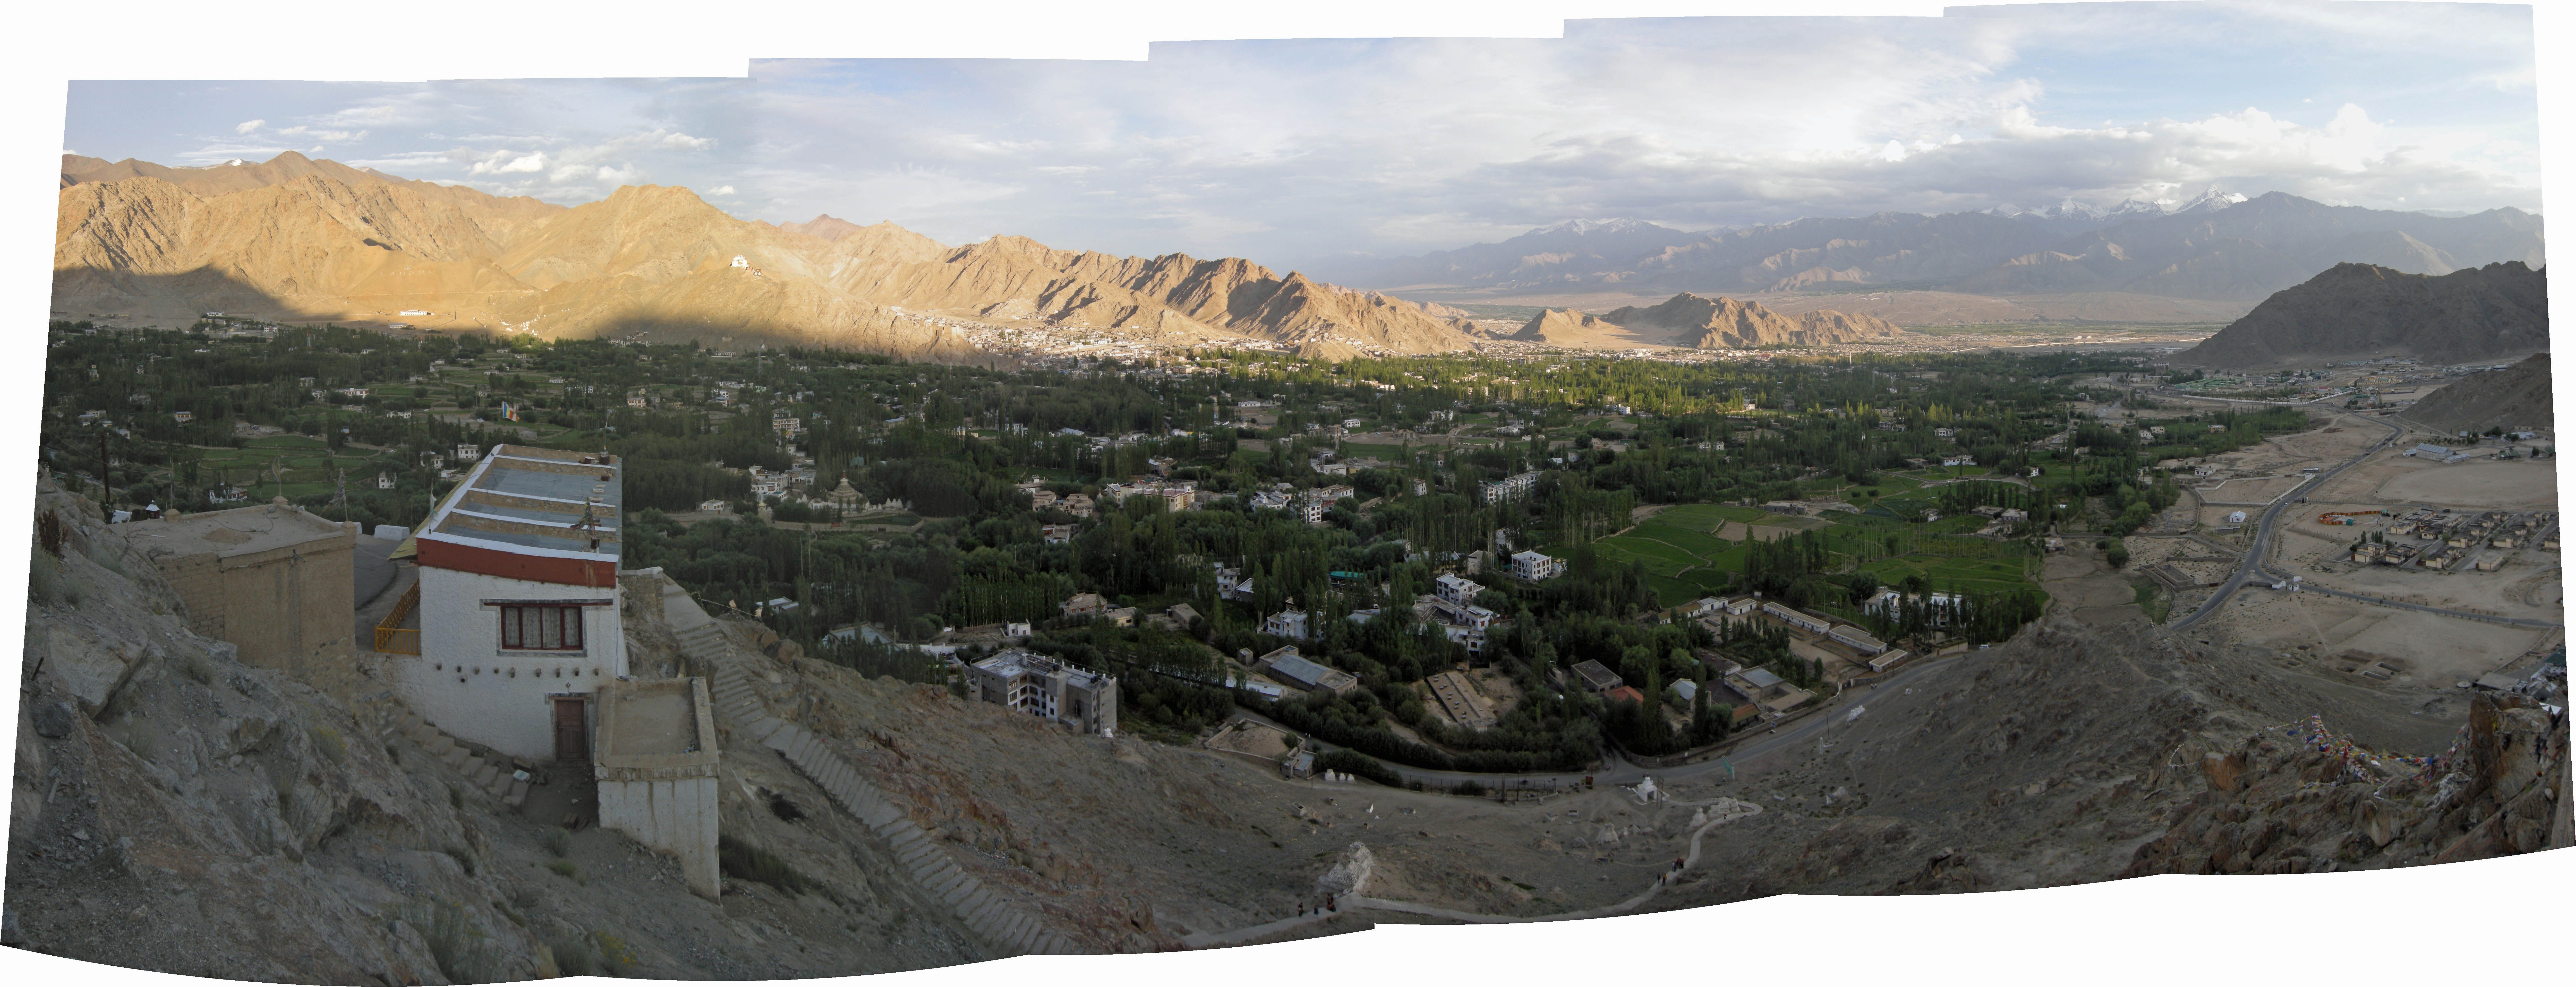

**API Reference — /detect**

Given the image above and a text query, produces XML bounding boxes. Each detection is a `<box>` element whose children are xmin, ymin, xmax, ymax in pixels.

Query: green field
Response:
<box><xmin>1600</xmin><ymin>500</ymin><xmax>2042</xmax><ymax>608</ymax></box>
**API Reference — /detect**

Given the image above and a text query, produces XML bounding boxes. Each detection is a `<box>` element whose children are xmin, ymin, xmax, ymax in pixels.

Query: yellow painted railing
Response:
<box><xmin>375</xmin><ymin>583</ymin><xmax>422</xmax><ymax>655</ymax></box>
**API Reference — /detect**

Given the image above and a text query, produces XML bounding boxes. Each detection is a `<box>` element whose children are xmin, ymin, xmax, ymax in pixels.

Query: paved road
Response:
<box><xmin>2171</xmin><ymin>401</ymin><xmax>2405</xmax><ymax>630</ymax></box>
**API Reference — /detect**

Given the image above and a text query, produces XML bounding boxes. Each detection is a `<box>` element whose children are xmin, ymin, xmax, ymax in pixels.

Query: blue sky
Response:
<box><xmin>59</xmin><ymin>2</ymin><xmax>2541</xmax><ymax>274</ymax></box>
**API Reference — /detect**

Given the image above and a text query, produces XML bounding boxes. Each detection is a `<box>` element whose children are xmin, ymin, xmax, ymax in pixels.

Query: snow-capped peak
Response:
<box><xmin>1531</xmin><ymin>217</ymin><xmax>1663</xmax><ymax>237</ymax></box>
<box><xmin>2168</xmin><ymin>186</ymin><xmax>2248</xmax><ymax>214</ymax></box>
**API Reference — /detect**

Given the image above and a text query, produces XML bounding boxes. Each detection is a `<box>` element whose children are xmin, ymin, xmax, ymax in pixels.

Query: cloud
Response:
<box><xmin>234</xmin><ymin>119</ymin><xmax>263</xmax><ymax>134</ymax></box>
<box><xmin>469</xmin><ymin>151</ymin><xmax>548</xmax><ymax>175</ymax></box>
<box><xmin>710</xmin><ymin>185</ymin><xmax>737</xmax><ymax>195</ymax></box>
<box><xmin>276</xmin><ymin>126</ymin><xmax>368</xmax><ymax>142</ymax></box>
<box><xmin>594</xmin><ymin>164</ymin><xmax>648</xmax><ymax>186</ymax></box>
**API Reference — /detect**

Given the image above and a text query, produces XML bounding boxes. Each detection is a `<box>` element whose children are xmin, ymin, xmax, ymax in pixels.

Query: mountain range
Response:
<box><xmin>2174</xmin><ymin>261</ymin><xmax>2549</xmax><ymax>368</ymax></box>
<box><xmin>1340</xmin><ymin>192</ymin><xmax>2545</xmax><ymax>308</ymax></box>
<box><xmin>54</xmin><ymin>153</ymin><xmax>1477</xmax><ymax>361</ymax></box>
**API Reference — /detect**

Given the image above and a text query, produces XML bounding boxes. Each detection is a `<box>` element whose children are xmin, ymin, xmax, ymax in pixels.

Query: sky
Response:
<box><xmin>58</xmin><ymin>2</ymin><xmax>2542</xmax><ymax>276</ymax></box>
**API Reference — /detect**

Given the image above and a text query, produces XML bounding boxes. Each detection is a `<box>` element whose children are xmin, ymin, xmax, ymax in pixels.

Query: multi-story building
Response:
<box><xmin>388</xmin><ymin>445</ymin><xmax>629</xmax><ymax>763</ymax></box>
<box><xmin>1480</xmin><ymin>470</ymin><xmax>1542</xmax><ymax>505</ymax></box>
<box><xmin>1508</xmin><ymin>549</ymin><xmax>1566</xmax><ymax>582</ymax></box>
<box><xmin>964</xmin><ymin>650</ymin><xmax>1118</xmax><ymax>735</ymax></box>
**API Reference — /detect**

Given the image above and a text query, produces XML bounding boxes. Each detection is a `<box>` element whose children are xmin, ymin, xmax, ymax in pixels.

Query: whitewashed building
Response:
<box><xmin>389</xmin><ymin>445</ymin><xmax>628</xmax><ymax>763</ymax></box>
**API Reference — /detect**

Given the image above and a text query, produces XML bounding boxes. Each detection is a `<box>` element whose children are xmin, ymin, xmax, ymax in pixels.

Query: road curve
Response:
<box><xmin>2170</xmin><ymin>401</ymin><xmax>2404</xmax><ymax>630</ymax></box>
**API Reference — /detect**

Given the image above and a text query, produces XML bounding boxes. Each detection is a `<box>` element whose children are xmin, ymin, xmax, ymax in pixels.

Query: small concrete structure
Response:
<box><xmin>120</xmin><ymin>500</ymin><xmax>356</xmax><ymax>679</ymax></box>
<box><xmin>592</xmin><ymin>677</ymin><xmax>721</xmax><ymax>900</ymax></box>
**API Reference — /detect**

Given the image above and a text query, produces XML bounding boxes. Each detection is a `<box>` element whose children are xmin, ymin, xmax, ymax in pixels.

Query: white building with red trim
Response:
<box><xmin>392</xmin><ymin>444</ymin><xmax>628</xmax><ymax>763</ymax></box>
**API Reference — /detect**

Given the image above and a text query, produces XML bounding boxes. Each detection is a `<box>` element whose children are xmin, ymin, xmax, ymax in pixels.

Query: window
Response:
<box><xmin>500</xmin><ymin>605</ymin><xmax>584</xmax><ymax>651</ymax></box>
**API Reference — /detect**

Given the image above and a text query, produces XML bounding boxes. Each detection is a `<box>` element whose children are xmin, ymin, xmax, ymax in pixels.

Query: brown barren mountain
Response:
<box><xmin>2401</xmin><ymin>353</ymin><xmax>2554</xmax><ymax>436</ymax></box>
<box><xmin>1514</xmin><ymin>292</ymin><xmax>1902</xmax><ymax>349</ymax></box>
<box><xmin>53</xmin><ymin>152</ymin><xmax>1472</xmax><ymax>361</ymax></box>
<box><xmin>2177</xmin><ymin>262</ymin><xmax>2549</xmax><ymax>368</ymax></box>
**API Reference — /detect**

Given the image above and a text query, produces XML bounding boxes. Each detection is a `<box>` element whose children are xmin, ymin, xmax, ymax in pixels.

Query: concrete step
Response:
<box><xmin>424</xmin><ymin>734</ymin><xmax>456</xmax><ymax>757</ymax></box>
<box><xmin>440</xmin><ymin>744</ymin><xmax>471</xmax><ymax>769</ymax></box>
<box><xmin>470</xmin><ymin>760</ymin><xmax>502</xmax><ymax>791</ymax></box>
<box><xmin>504</xmin><ymin>778</ymin><xmax>530</xmax><ymax>808</ymax></box>
<box><xmin>483</xmin><ymin>765</ymin><xmax>515</xmax><ymax>797</ymax></box>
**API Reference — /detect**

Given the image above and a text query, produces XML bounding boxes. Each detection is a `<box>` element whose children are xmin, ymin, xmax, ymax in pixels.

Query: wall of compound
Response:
<box><xmin>596</xmin><ymin>774</ymin><xmax>719</xmax><ymax>899</ymax></box>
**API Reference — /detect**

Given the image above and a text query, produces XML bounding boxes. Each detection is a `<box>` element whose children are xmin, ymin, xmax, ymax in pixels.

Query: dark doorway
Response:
<box><xmin>553</xmin><ymin>697</ymin><xmax>589</xmax><ymax>763</ymax></box>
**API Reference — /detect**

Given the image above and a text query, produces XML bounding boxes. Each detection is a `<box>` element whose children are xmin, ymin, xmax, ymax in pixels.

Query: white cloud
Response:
<box><xmin>234</xmin><ymin>119</ymin><xmax>263</xmax><ymax>134</ymax></box>
<box><xmin>469</xmin><ymin>151</ymin><xmax>548</xmax><ymax>175</ymax></box>
<box><xmin>710</xmin><ymin>185</ymin><xmax>737</xmax><ymax>195</ymax></box>
<box><xmin>594</xmin><ymin>164</ymin><xmax>648</xmax><ymax>186</ymax></box>
<box><xmin>277</xmin><ymin>126</ymin><xmax>368</xmax><ymax>142</ymax></box>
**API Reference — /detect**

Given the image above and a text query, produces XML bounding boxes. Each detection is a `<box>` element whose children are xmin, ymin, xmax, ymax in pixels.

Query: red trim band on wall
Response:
<box><xmin>417</xmin><ymin>538</ymin><xmax>617</xmax><ymax>587</ymax></box>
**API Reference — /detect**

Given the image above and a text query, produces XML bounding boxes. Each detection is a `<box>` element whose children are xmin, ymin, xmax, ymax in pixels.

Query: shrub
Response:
<box><xmin>184</xmin><ymin>655</ymin><xmax>215</xmax><ymax>685</ymax></box>
<box><xmin>447</xmin><ymin>784</ymin><xmax>463</xmax><ymax>809</ymax></box>
<box><xmin>543</xmin><ymin>826</ymin><xmax>572</xmax><ymax>858</ymax></box>
<box><xmin>404</xmin><ymin>898</ymin><xmax>501</xmax><ymax>985</ymax></box>
<box><xmin>593</xmin><ymin>929</ymin><xmax>638</xmax><ymax>974</ymax></box>
<box><xmin>547</xmin><ymin>859</ymin><xmax>581</xmax><ymax>881</ymax></box>
<box><xmin>549</xmin><ymin>934</ymin><xmax>595</xmax><ymax>977</ymax></box>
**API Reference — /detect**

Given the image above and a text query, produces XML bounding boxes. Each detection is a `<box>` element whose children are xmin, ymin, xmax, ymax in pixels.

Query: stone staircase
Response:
<box><xmin>375</xmin><ymin>700</ymin><xmax>532</xmax><ymax>809</ymax></box>
<box><xmin>663</xmin><ymin>586</ymin><xmax>1077</xmax><ymax>956</ymax></box>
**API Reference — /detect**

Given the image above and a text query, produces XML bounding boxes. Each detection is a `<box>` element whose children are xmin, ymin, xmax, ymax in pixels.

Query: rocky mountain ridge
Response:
<box><xmin>2177</xmin><ymin>262</ymin><xmax>2550</xmax><ymax>368</ymax></box>
<box><xmin>53</xmin><ymin>152</ymin><xmax>1474</xmax><ymax>362</ymax></box>
<box><xmin>1514</xmin><ymin>292</ymin><xmax>1901</xmax><ymax>349</ymax></box>
<box><xmin>2401</xmin><ymin>353</ymin><xmax>2555</xmax><ymax>436</ymax></box>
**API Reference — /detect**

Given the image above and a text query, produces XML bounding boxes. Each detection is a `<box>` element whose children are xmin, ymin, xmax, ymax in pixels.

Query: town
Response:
<box><xmin>41</xmin><ymin>316</ymin><xmax>2389</xmax><ymax>774</ymax></box>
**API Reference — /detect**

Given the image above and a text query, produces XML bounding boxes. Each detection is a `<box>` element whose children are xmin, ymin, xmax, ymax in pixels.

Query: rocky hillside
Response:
<box><xmin>52</xmin><ymin>152</ymin><xmax>1473</xmax><ymax>362</ymax></box>
<box><xmin>2177</xmin><ymin>262</ymin><xmax>2550</xmax><ymax>368</ymax></box>
<box><xmin>1513</xmin><ymin>292</ymin><xmax>1902</xmax><ymax>349</ymax></box>
<box><xmin>2403</xmin><ymin>353</ymin><xmax>2555</xmax><ymax>436</ymax></box>
<box><xmin>1645</xmin><ymin>611</ymin><xmax>2567</xmax><ymax>906</ymax></box>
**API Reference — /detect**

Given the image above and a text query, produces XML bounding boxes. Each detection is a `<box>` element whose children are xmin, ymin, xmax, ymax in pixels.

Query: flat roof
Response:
<box><xmin>121</xmin><ymin>502</ymin><xmax>348</xmax><ymax>560</ymax></box>
<box><xmin>1265</xmin><ymin>653</ymin><xmax>1354</xmax><ymax>690</ymax></box>
<box><xmin>419</xmin><ymin>444</ymin><xmax>622</xmax><ymax>562</ymax></box>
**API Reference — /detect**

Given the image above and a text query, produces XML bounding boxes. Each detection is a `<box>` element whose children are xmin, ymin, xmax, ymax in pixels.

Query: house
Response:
<box><xmin>377</xmin><ymin>472</ymin><xmax>397</xmax><ymax>490</ymax></box>
<box><xmin>1060</xmin><ymin>493</ymin><xmax>1095</xmax><ymax>518</ymax></box>
<box><xmin>1827</xmin><ymin>624</ymin><xmax>1888</xmax><ymax>655</ymax></box>
<box><xmin>1061</xmin><ymin>592</ymin><xmax>1108</xmax><ymax>619</ymax></box>
<box><xmin>117</xmin><ymin>499</ymin><xmax>356</xmax><ymax>681</ymax></box>
<box><xmin>456</xmin><ymin>443</ymin><xmax>481</xmax><ymax>461</ymax></box>
<box><xmin>1040</xmin><ymin>523</ymin><xmax>1077</xmax><ymax>544</ymax></box>
<box><xmin>1508</xmin><ymin>549</ymin><xmax>1566</xmax><ymax>582</ymax></box>
<box><xmin>1480</xmin><ymin>471</ymin><xmax>1542</xmax><ymax>504</ymax></box>
<box><xmin>1602</xmin><ymin>685</ymin><xmax>1646</xmax><ymax>706</ymax></box>
<box><xmin>1262</xmin><ymin>606</ymin><xmax>1312</xmax><ymax>640</ymax></box>
<box><xmin>1259</xmin><ymin>648</ymin><xmax>1359</xmax><ymax>695</ymax></box>
<box><xmin>1027</xmin><ymin>488</ymin><xmax>1059</xmax><ymax>510</ymax></box>
<box><xmin>390</xmin><ymin>445</ymin><xmax>630</xmax><ymax>763</ymax></box>
<box><xmin>1569</xmin><ymin>659</ymin><xmax>1624</xmax><ymax>693</ymax></box>
<box><xmin>1435</xmin><ymin>573</ymin><xmax>1485</xmax><ymax>606</ymax></box>
<box><xmin>627</xmin><ymin>394</ymin><xmax>648</xmax><ymax>408</ymax></box>
<box><xmin>1165</xmin><ymin>603</ymin><xmax>1201</xmax><ymax>627</ymax></box>
<box><xmin>1426</xmin><ymin>595</ymin><xmax>1500</xmax><ymax>655</ymax></box>
<box><xmin>1103</xmin><ymin>606</ymin><xmax>1138</xmax><ymax>628</ymax></box>
<box><xmin>1760</xmin><ymin>601</ymin><xmax>1833</xmax><ymax>635</ymax></box>
<box><xmin>964</xmin><ymin>650</ymin><xmax>1119</xmax><ymax>735</ymax></box>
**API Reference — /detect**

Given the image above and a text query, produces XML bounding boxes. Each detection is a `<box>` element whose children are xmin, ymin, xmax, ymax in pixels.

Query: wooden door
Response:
<box><xmin>553</xmin><ymin>698</ymin><xmax>588</xmax><ymax>763</ymax></box>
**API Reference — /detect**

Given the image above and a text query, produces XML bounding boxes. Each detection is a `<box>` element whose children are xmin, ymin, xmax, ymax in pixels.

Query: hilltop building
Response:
<box><xmin>119</xmin><ymin>499</ymin><xmax>356</xmax><ymax>681</ymax></box>
<box><xmin>386</xmin><ymin>445</ymin><xmax>629</xmax><ymax>763</ymax></box>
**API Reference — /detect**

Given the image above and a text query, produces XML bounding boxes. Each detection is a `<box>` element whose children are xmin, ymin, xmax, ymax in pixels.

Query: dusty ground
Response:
<box><xmin>2375</xmin><ymin>460</ymin><xmax>2559</xmax><ymax>508</ymax></box>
